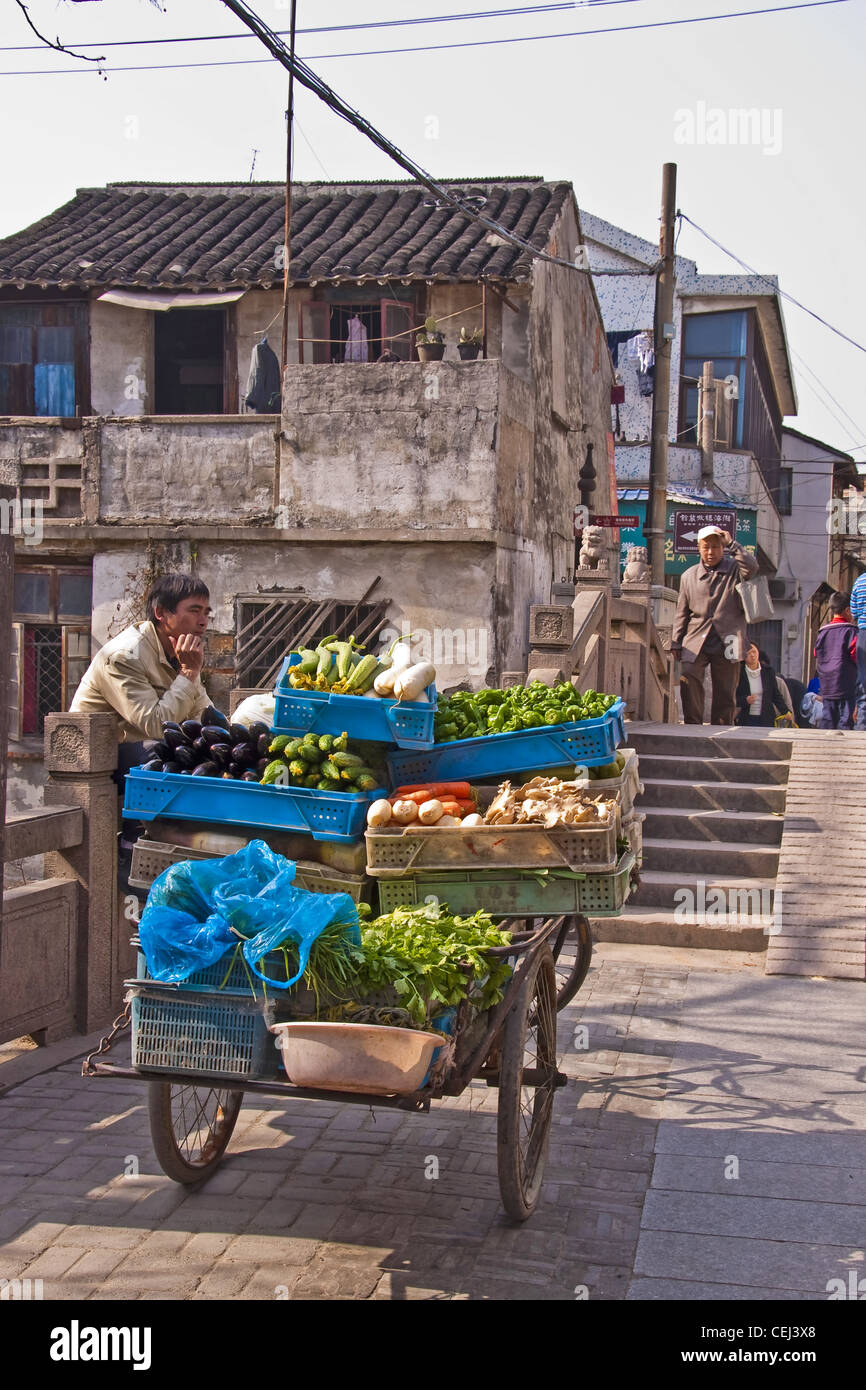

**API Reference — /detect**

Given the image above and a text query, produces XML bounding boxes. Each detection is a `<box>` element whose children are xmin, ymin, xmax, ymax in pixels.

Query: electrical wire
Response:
<box><xmin>0</xmin><ymin>2</ymin><xmax>647</xmax><ymax>52</ymax></box>
<box><xmin>678</xmin><ymin>211</ymin><xmax>866</xmax><ymax>356</ymax></box>
<box><xmin>0</xmin><ymin>0</ymin><xmax>850</xmax><ymax>75</ymax></box>
<box><xmin>790</xmin><ymin>349</ymin><xmax>866</xmax><ymax>443</ymax></box>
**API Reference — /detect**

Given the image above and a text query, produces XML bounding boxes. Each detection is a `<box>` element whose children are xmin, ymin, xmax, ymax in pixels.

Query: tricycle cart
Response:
<box><xmin>84</xmin><ymin>911</ymin><xmax>589</xmax><ymax>1222</ymax></box>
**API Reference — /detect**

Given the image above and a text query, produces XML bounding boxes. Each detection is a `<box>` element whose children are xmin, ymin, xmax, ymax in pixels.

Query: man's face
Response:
<box><xmin>155</xmin><ymin>595</ymin><xmax>211</xmax><ymax>639</ymax></box>
<box><xmin>697</xmin><ymin>536</ymin><xmax>724</xmax><ymax>567</ymax></box>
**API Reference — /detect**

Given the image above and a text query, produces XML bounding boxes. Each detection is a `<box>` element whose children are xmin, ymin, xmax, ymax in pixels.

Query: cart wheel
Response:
<box><xmin>497</xmin><ymin>946</ymin><xmax>558</xmax><ymax>1222</ymax></box>
<box><xmin>549</xmin><ymin>913</ymin><xmax>593</xmax><ymax>1011</ymax></box>
<box><xmin>148</xmin><ymin>1081</ymin><xmax>242</xmax><ymax>1184</ymax></box>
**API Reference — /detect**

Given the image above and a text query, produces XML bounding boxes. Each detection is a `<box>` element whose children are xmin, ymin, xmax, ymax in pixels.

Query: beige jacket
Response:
<box><xmin>672</xmin><ymin>542</ymin><xmax>759</xmax><ymax>662</ymax></box>
<box><xmin>69</xmin><ymin>620</ymin><xmax>209</xmax><ymax>742</ymax></box>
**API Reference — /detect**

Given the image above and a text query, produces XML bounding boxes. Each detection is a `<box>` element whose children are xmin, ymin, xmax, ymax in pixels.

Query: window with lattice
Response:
<box><xmin>11</xmin><ymin>565</ymin><xmax>92</xmax><ymax>738</ymax></box>
<box><xmin>235</xmin><ymin>591</ymin><xmax>391</xmax><ymax>689</ymax></box>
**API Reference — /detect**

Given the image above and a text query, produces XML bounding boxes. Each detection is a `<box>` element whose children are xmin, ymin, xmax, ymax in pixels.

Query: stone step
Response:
<box><xmin>629</xmin><ymin>868</ymin><xmax>777</xmax><ymax>912</ymax></box>
<box><xmin>637</xmin><ymin>779</ymin><xmax>787</xmax><ymax>814</ymax></box>
<box><xmin>627</xmin><ymin>729</ymin><xmax>793</xmax><ymax>761</ymax></box>
<box><xmin>641</xmin><ymin>835</ymin><xmax>779</xmax><ymax>879</ymax></box>
<box><xmin>591</xmin><ymin>906</ymin><xmax>770</xmax><ymax>952</ymax></box>
<box><xmin>635</xmin><ymin>753</ymin><xmax>790</xmax><ymax>786</ymax></box>
<box><xmin>640</xmin><ymin>806</ymin><xmax>784</xmax><ymax>846</ymax></box>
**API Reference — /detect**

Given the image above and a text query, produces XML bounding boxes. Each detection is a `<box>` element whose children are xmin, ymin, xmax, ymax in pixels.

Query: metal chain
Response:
<box><xmin>81</xmin><ymin>1000</ymin><xmax>131</xmax><ymax>1077</ymax></box>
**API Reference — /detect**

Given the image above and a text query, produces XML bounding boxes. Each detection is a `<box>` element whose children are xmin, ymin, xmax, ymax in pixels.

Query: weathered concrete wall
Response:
<box><xmin>90</xmin><ymin>538</ymin><xmax>499</xmax><ymax>695</ymax></box>
<box><xmin>529</xmin><ymin>198</ymin><xmax>616</xmax><ymax>577</ymax></box>
<box><xmin>279</xmin><ymin>360</ymin><xmax>514</xmax><ymax>533</ymax></box>
<box><xmin>98</xmin><ymin>418</ymin><xmax>276</xmax><ymax>523</ymax></box>
<box><xmin>90</xmin><ymin>300</ymin><xmax>153</xmax><ymax>416</ymax></box>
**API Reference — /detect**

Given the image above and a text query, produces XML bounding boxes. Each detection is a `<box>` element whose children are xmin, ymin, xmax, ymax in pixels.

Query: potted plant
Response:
<box><xmin>457</xmin><ymin>326</ymin><xmax>483</xmax><ymax>361</ymax></box>
<box><xmin>415</xmin><ymin>316</ymin><xmax>445</xmax><ymax>363</ymax></box>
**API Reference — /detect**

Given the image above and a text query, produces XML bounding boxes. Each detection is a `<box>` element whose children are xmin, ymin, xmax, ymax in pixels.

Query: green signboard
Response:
<box><xmin>616</xmin><ymin>500</ymin><xmax>758</xmax><ymax>576</ymax></box>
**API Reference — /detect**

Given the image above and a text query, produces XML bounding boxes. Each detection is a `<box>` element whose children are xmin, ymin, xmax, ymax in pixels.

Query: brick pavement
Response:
<box><xmin>1</xmin><ymin>943</ymin><xmax>864</xmax><ymax>1300</ymax></box>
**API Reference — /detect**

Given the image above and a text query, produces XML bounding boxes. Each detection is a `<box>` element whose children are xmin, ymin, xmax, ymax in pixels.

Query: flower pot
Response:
<box><xmin>457</xmin><ymin>343</ymin><xmax>481</xmax><ymax>360</ymax></box>
<box><xmin>416</xmin><ymin>342</ymin><xmax>445</xmax><ymax>363</ymax></box>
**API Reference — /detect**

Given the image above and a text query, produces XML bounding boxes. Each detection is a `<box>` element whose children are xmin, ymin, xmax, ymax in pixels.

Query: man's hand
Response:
<box><xmin>719</xmin><ymin>529</ymin><xmax>733</xmax><ymax>546</ymax></box>
<box><xmin>173</xmin><ymin>633</ymin><xmax>204</xmax><ymax>681</ymax></box>
<box><xmin>746</xmin><ymin>694</ymin><xmax>758</xmax><ymax>705</ymax></box>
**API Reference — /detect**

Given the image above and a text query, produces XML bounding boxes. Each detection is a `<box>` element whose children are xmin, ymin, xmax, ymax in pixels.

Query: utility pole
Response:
<box><xmin>646</xmin><ymin>163</ymin><xmax>677</xmax><ymax>584</ymax></box>
<box><xmin>699</xmin><ymin>359</ymin><xmax>716</xmax><ymax>480</ymax></box>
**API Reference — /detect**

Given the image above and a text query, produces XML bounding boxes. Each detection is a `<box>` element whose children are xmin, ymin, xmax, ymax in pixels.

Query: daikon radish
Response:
<box><xmin>417</xmin><ymin>798</ymin><xmax>444</xmax><ymax>824</ymax></box>
<box><xmin>461</xmin><ymin>813</ymin><xmax>483</xmax><ymax>828</ymax></box>
<box><xmin>393</xmin><ymin>661</ymin><xmax>436</xmax><ymax>702</ymax></box>
<box><xmin>366</xmin><ymin>798</ymin><xmax>393</xmax><ymax>828</ymax></box>
<box><xmin>390</xmin><ymin>798</ymin><xmax>419</xmax><ymax>824</ymax></box>
<box><xmin>373</xmin><ymin>640</ymin><xmax>414</xmax><ymax>696</ymax></box>
<box><xmin>435</xmin><ymin>814</ymin><xmax>462</xmax><ymax>827</ymax></box>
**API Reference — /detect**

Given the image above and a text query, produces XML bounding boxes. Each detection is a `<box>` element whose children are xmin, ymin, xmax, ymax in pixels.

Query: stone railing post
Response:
<box><xmin>43</xmin><ymin>713</ymin><xmax>120</xmax><ymax>1032</ymax></box>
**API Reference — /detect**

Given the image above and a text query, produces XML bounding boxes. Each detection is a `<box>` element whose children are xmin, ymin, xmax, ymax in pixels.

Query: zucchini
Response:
<box><xmin>316</xmin><ymin>777</ymin><xmax>334</xmax><ymax>791</ymax></box>
<box><xmin>355</xmin><ymin>774</ymin><xmax>378</xmax><ymax>793</ymax></box>
<box><xmin>296</xmin><ymin>744</ymin><xmax>321</xmax><ymax>764</ymax></box>
<box><xmin>288</xmin><ymin>759</ymin><xmax>307</xmax><ymax>778</ymax></box>
<box><xmin>320</xmin><ymin>760</ymin><xmax>342</xmax><ymax>782</ymax></box>
<box><xmin>318</xmin><ymin>734</ymin><xmax>334</xmax><ymax>753</ymax></box>
<box><xmin>304</xmin><ymin>772</ymin><xmax>320</xmax><ymax>788</ymax></box>
<box><xmin>329</xmin><ymin>751</ymin><xmax>364</xmax><ymax>768</ymax></box>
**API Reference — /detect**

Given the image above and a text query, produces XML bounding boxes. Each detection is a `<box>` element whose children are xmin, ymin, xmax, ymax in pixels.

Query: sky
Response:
<box><xmin>2</xmin><ymin>0</ymin><xmax>864</xmax><ymax>461</ymax></box>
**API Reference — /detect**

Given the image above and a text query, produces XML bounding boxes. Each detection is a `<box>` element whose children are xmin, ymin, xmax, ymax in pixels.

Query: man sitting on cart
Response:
<box><xmin>70</xmin><ymin>572</ymin><xmax>212</xmax><ymax>771</ymax></box>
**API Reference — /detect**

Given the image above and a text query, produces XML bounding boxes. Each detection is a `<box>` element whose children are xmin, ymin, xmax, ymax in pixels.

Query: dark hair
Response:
<box><xmin>829</xmin><ymin>591</ymin><xmax>850</xmax><ymax>615</ymax></box>
<box><xmin>146</xmin><ymin>573</ymin><xmax>210</xmax><ymax>623</ymax></box>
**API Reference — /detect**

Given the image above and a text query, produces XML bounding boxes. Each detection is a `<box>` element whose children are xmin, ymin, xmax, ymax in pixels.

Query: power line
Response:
<box><xmin>0</xmin><ymin>0</ymin><xmax>850</xmax><ymax>76</ymax></box>
<box><xmin>678</xmin><ymin>211</ymin><xmax>866</xmax><ymax>356</ymax></box>
<box><xmin>790</xmin><ymin>349</ymin><xmax>866</xmax><ymax>443</ymax></box>
<box><xmin>0</xmin><ymin>2</ymin><xmax>645</xmax><ymax>53</ymax></box>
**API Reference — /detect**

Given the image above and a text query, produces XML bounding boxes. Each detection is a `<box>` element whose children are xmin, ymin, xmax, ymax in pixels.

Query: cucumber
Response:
<box><xmin>330</xmin><ymin>751</ymin><xmax>364</xmax><ymax>768</ymax></box>
<box><xmin>321</xmin><ymin>760</ymin><xmax>342</xmax><ymax>782</ymax></box>
<box><xmin>316</xmin><ymin>777</ymin><xmax>334</xmax><ymax>791</ymax></box>
<box><xmin>296</xmin><ymin>743</ymin><xmax>321</xmax><ymax>764</ymax></box>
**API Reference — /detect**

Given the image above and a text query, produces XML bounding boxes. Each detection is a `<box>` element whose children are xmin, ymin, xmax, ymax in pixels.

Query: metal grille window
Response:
<box><xmin>11</xmin><ymin>564</ymin><xmax>92</xmax><ymax>739</ymax></box>
<box><xmin>235</xmin><ymin>589</ymin><xmax>391</xmax><ymax>689</ymax></box>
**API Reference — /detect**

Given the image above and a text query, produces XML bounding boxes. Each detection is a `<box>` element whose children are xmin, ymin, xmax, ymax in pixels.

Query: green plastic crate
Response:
<box><xmin>375</xmin><ymin>852</ymin><xmax>635</xmax><ymax>918</ymax></box>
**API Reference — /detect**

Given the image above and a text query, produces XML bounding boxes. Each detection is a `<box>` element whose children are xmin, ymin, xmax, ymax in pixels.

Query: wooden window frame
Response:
<box><xmin>0</xmin><ymin>295</ymin><xmax>91</xmax><ymax>417</ymax></box>
<box><xmin>13</xmin><ymin>563</ymin><xmax>92</xmax><ymax>623</ymax></box>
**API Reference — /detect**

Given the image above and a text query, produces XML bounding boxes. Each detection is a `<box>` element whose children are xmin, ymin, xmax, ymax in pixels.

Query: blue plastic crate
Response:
<box><xmin>385</xmin><ymin>699</ymin><xmax>627</xmax><ymax>787</ymax></box>
<box><xmin>135</xmin><ymin>948</ymin><xmax>293</xmax><ymax>998</ymax></box>
<box><xmin>273</xmin><ymin>656</ymin><xmax>437</xmax><ymax>749</ymax></box>
<box><xmin>122</xmin><ymin>767</ymin><xmax>384</xmax><ymax>842</ymax></box>
<box><xmin>129</xmin><ymin>984</ymin><xmax>278</xmax><ymax>1079</ymax></box>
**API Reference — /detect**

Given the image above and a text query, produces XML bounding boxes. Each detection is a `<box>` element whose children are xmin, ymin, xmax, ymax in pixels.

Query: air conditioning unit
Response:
<box><xmin>768</xmin><ymin>578</ymin><xmax>799</xmax><ymax>602</ymax></box>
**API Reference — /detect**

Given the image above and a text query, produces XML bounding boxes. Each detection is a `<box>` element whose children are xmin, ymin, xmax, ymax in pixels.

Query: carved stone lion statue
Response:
<box><xmin>622</xmin><ymin>544</ymin><xmax>650</xmax><ymax>585</ymax></box>
<box><xmin>578</xmin><ymin>524</ymin><xmax>606</xmax><ymax>569</ymax></box>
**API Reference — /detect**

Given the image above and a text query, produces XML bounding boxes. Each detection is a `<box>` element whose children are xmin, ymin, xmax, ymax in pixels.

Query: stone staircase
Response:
<box><xmin>594</xmin><ymin>724</ymin><xmax>794</xmax><ymax>952</ymax></box>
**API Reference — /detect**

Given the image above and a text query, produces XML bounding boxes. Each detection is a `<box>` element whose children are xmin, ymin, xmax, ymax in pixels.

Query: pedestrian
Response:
<box><xmin>671</xmin><ymin>525</ymin><xmax>759</xmax><ymax>725</ymax></box>
<box><xmin>735</xmin><ymin>645</ymin><xmax>792</xmax><ymax>727</ymax></box>
<box><xmin>813</xmin><ymin>592</ymin><xmax>859</xmax><ymax>730</ymax></box>
<box><xmin>849</xmin><ymin>569</ymin><xmax>866</xmax><ymax>730</ymax></box>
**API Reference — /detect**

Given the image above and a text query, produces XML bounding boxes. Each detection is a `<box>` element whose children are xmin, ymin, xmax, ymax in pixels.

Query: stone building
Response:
<box><xmin>0</xmin><ymin>177</ymin><xmax>615</xmax><ymax>814</ymax></box>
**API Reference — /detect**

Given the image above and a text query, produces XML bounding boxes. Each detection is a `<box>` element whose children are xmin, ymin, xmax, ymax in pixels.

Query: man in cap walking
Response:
<box><xmin>671</xmin><ymin>524</ymin><xmax>759</xmax><ymax>725</ymax></box>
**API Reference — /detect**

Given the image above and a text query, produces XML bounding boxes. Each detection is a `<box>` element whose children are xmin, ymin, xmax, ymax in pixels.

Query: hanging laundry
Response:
<box><xmin>344</xmin><ymin>315</ymin><xmax>369</xmax><ymax>363</ymax></box>
<box><xmin>244</xmin><ymin>337</ymin><xmax>281</xmax><ymax>413</ymax></box>
<box><xmin>636</xmin><ymin>331</ymin><xmax>654</xmax><ymax>374</ymax></box>
<box><xmin>637</xmin><ymin>365</ymin><xmax>655</xmax><ymax>397</ymax></box>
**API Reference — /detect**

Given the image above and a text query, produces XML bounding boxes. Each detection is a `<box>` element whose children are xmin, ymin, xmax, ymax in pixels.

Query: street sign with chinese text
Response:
<box><xmin>673</xmin><ymin>509</ymin><xmax>737</xmax><ymax>553</ymax></box>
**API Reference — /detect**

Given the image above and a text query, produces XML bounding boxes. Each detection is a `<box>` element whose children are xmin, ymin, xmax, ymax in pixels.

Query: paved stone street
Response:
<box><xmin>1</xmin><ymin>942</ymin><xmax>865</xmax><ymax>1301</ymax></box>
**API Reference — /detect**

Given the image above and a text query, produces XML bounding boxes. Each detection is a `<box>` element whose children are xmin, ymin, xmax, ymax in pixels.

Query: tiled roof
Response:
<box><xmin>0</xmin><ymin>178</ymin><xmax>572</xmax><ymax>290</ymax></box>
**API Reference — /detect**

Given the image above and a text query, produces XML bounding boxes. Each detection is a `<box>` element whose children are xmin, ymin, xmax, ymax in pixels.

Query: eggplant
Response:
<box><xmin>257</xmin><ymin>757</ymin><xmax>269</xmax><ymax>775</ymax></box>
<box><xmin>163</xmin><ymin>721</ymin><xmax>182</xmax><ymax>734</ymax></box>
<box><xmin>256</xmin><ymin>732</ymin><xmax>271</xmax><ymax>759</ymax></box>
<box><xmin>210</xmin><ymin>742</ymin><xmax>232</xmax><ymax>767</ymax></box>
<box><xmin>231</xmin><ymin>742</ymin><xmax>257</xmax><ymax>766</ymax></box>
<box><xmin>181</xmin><ymin>719</ymin><xmax>203</xmax><ymax>740</ymax></box>
<box><xmin>249</xmin><ymin>722</ymin><xmax>270</xmax><ymax>742</ymax></box>
<box><xmin>191</xmin><ymin>761</ymin><xmax>219</xmax><ymax>777</ymax></box>
<box><xmin>202</xmin><ymin>725</ymin><xmax>231</xmax><ymax>747</ymax></box>
<box><xmin>142</xmin><ymin>739</ymin><xmax>160</xmax><ymax>758</ymax></box>
<box><xmin>228</xmin><ymin>762</ymin><xmax>246</xmax><ymax>778</ymax></box>
<box><xmin>174</xmin><ymin>746</ymin><xmax>196</xmax><ymax>770</ymax></box>
<box><xmin>229</xmin><ymin>722</ymin><xmax>250</xmax><ymax>745</ymax></box>
<box><xmin>192</xmin><ymin>735</ymin><xmax>209</xmax><ymax>753</ymax></box>
<box><xmin>201</xmin><ymin>705</ymin><xmax>230</xmax><ymax>730</ymax></box>
<box><xmin>164</xmin><ymin>728</ymin><xmax>189</xmax><ymax>751</ymax></box>
<box><xmin>142</xmin><ymin>758</ymin><xmax>164</xmax><ymax>773</ymax></box>
<box><xmin>153</xmin><ymin>740</ymin><xmax>172</xmax><ymax>761</ymax></box>
<box><xmin>162</xmin><ymin>759</ymin><xmax>183</xmax><ymax>774</ymax></box>
<box><xmin>242</xmin><ymin>769</ymin><xmax>260</xmax><ymax>782</ymax></box>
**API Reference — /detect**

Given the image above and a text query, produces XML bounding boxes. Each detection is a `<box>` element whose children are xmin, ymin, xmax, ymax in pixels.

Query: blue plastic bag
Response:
<box><xmin>139</xmin><ymin>840</ymin><xmax>360</xmax><ymax>989</ymax></box>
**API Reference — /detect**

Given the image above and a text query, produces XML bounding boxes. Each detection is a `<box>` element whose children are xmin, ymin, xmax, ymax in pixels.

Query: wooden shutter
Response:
<box><xmin>8</xmin><ymin>622</ymin><xmax>23</xmax><ymax>742</ymax></box>
<box><xmin>62</xmin><ymin>625</ymin><xmax>92</xmax><ymax>710</ymax></box>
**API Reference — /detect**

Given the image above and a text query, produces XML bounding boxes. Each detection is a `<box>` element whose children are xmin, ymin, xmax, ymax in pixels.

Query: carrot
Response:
<box><xmin>439</xmin><ymin>801</ymin><xmax>465</xmax><ymax>818</ymax></box>
<box><xmin>389</xmin><ymin>790</ymin><xmax>477</xmax><ymax>811</ymax></box>
<box><xmin>392</xmin><ymin>781</ymin><xmax>472</xmax><ymax>799</ymax></box>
